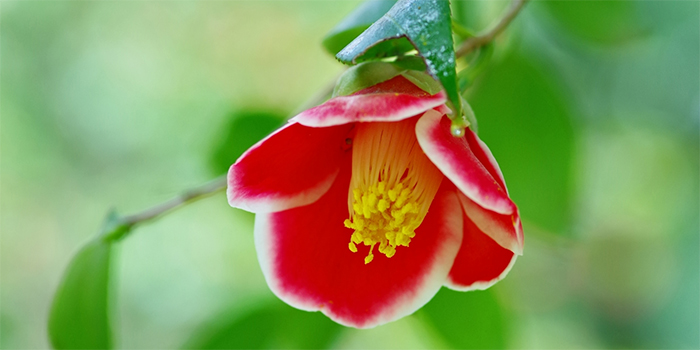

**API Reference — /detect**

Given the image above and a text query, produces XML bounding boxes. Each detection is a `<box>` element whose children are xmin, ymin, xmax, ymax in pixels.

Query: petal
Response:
<box><xmin>255</xmin><ymin>159</ymin><xmax>463</xmax><ymax>328</ymax></box>
<box><xmin>446</xmin><ymin>195</ymin><xmax>518</xmax><ymax>291</ymax></box>
<box><xmin>293</xmin><ymin>76</ymin><xmax>446</xmax><ymax>127</ymax></box>
<box><xmin>465</xmin><ymin>127</ymin><xmax>507</xmax><ymax>192</ymax></box>
<box><xmin>227</xmin><ymin>121</ymin><xmax>353</xmax><ymax>213</ymax></box>
<box><xmin>416</xmin><ymin>110</ymin><xmax>516</xmax><ymax>215</ymax></box>
<box><xmin>459</xmin><ymin>192</ymin><xmax>524</xmax><ymax>255</ymax></box>
<box><xmin>434</xmin><ymin>104</ymin><xmax>452</xmax><ymax>115</ymax></box>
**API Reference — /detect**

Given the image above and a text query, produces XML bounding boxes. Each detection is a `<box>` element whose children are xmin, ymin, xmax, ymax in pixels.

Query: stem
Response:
<box><xmin>455</xmin><ymin>0</ymin><xmax>528</xmax><ymax>58</ymax></box>
<box><xmin>121</xmin><ymin>176</ymin><xmax>228</xmax><ymax>227</ymax></box>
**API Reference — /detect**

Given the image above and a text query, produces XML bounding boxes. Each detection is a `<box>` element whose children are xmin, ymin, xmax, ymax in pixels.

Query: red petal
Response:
<box><xmin>255</xmin><ymin>159</ymin><xmax>463</xmax><ymax>328</ymax></box>
<box><xmin>416</xmin><ymin>110</ymin><xmax>516</xmax><ymax>215</ymax></box>
<box><xmin>465</xmin><ymin>127</ymin><xmax>508</xmax><ymax>192</ymax></box>
<box><xmin>293</xmin><ymin>76</ymin><xmax>446</xmax><ymax>127</ymax></box>
<box><xmin>446</xmin><ymin>195</ymin><xmax>517</xmax><ymax>291</ymax></box>
<box><xmin>459</xmin><ymin>192</ymin><xmax>524</xmax><ymax>255</ymax></box>
<box><xmin>227</xmin><ymin>121</ymin><xmax>353</xmax><ymax>213</ymax></box>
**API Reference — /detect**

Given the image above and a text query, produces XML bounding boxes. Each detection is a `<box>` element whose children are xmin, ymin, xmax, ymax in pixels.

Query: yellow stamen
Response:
<box><xmin>344</xmin><ymin>119</ymin><xmax>443</xmax><ymax>263</ymax></box>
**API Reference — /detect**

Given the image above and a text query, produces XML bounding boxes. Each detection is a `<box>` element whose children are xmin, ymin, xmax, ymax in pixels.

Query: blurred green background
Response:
<box><xmin>1</xmin><ymin>1</ymin><xmax>698</xmax><ymax>348</ymax></box>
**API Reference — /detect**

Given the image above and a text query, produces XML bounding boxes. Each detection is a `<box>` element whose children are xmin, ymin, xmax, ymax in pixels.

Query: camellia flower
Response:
<box><xmin>227</xmin><ymin>75</ymin><xmax>523</xmax><ymax>328</ymax></box>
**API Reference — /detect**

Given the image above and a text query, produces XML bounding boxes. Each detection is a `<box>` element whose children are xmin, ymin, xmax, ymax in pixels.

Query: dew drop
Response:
<box><xmin>450</xmin><ymin>124</ymin><xmax>465</xmax><ymax>137</ymax></box>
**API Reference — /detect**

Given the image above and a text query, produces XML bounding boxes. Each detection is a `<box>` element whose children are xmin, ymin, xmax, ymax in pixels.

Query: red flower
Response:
<box><xmin>227</xmin><ymin>76</ymin><xmax>523</xmax><ymax>328</ymax></box>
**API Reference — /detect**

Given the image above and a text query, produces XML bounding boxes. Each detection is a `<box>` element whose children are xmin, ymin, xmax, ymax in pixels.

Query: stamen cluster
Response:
<box><xmin>344</xmin><ymin>119</ymin><xmax>443</xmax><ymax>264</ymax></box>
<box><xmin>344</xmin><ymin>180</ymin><xmax>422</xmax><ymax>264</ymax></box>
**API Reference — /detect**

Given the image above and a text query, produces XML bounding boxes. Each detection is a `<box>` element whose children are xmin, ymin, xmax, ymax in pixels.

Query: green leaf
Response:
<box><xmin>390</xmin><ymin>55</ymin><xmax>428</xmax><ymax>71</ymax></box>
<box><xmin>99</xmin><ymin>210</ymin><xmax>132</xmax><ymax>242</ymax></box>
<box><xmin>400</xmin><ymin>70</ymin><xmax>442</xmax><ymax>95</ymax></box>
<box><xmin>349</xmin><ymin>36</ymin><xmax>416</xmax><ymax>63</ymax></box>
<box><xmin>419</xmin><ymin>289</ymin><xmax>507</xmax><ymax>349</ymax></box>
<box><xmin>332</xmin><ymin>59</ymin><xmax>436</xmax><ymax>97</ymax></box>
<box><xmin>336</xmin><ymin>0</ymin><xmax>461</xmax><ymax>117</ymax></box>
<box><xmin>209</xmin><ymin>110</ymin><xmax>286</xmax><ymax>176</ymax></box>
<box><xmin>322</xmin><ymin>0</ymin><xmax>397</xmax><ymax>55</ymax></box>
<box><xmin>333</xmin><ymin>61</ymin><xmax>405</xmax><ymax>97</ymax></box>
<box><xmin>183</xmin><ymin>299</ymin><xmax>343</xmax><ymax>349</ymax></box>
<box><xmin>469</xmin><ymin>52</ymin><xmax>574</xmax><ymax>233</ymax></box>
<box><xmin>48</xmin><ymin>239</ymin><xmax>113</xmax><ymax>349</ymax></box>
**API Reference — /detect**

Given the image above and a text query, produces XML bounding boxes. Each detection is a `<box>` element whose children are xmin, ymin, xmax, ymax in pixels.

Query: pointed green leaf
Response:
<box><xmin>332</xmin><ymin>59</ymin><xmax>434</xmax><ymax>97</ymax></box>
<box><xmin>336</xmin><ymin>0</ymin><xmax>461</xmax><ymax>116</ymax></box>
<box><xmin>349</xmin><ymin>36</ymin><xmax>416</xmax><ymax>63</ymax></box>
<box><xmin>48</xmin><ymin>239</ymin><xmax>113</xmax><ymax>349</ymax></box>
<box><xmin>333</xmin><ymin>61</ymin><xmax>404</xmax><ymax>97</ymax></box>
<box><xmin>391</xmin><ymin>55</ymin><xmax>428</xmax><ymax>71</ymax></box>
<box><xmin>401</xmin><ymin>70</ymin><xmax>442</xmax><ymax>95</ymax></box>
<box><xmin>100</xmin><ymin>210</ymin><xmax>132</xmax><ymax>242</ymax></box>
<box><xmin>322</xmin><ymin>0</ymin><xmax>398</xmax><ymax>55</ymax></box>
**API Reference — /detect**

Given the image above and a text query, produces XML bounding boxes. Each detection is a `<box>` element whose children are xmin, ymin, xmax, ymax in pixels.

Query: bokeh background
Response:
<box><xmin>2</xmin><ymin>0</ymin><xmax>698</xmax><ymax>348</ymax></box>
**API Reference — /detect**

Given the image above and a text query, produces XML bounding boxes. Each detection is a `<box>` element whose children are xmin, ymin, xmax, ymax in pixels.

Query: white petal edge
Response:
<box><xmin>292</xmin><ymin>92</ymin><xmax>446</xmax><ymax>128</ymax></box>
<box><xmin>468</xmin><ymin>128</ymin><xmax>508</xmax><ymax>194</ymax></box>
<box><xmin>415</xmin><ymin>109</ymin><xmax>515</xmax><ymax>215</ymax></box>
<box><xmin>227</xmin><ymin>169</ymin><xmax>339</xmax><ymax>213</ymax></box>
<box><xmin>254</xmin><ymin>212</ymin><xmax>321</xmax><ymax>313</ymax></box>
<box><xmin>458</xmin><ymin>193</ymin><xmax>524</xmax><ymax>255</ymax></box>
<box><xmin>227</xmin><ymin>121</ymin><xmax>341</xmax><ymax>213</ymax></box>
<box><xmin>444</xmin><ymin>254</ymin><xmax>518</xmax><ymax>292</ymax></box>
<box><xmin>253</xmin><ymin>190</ymin><xmax>464</xmax><ymax>328</ymax></box>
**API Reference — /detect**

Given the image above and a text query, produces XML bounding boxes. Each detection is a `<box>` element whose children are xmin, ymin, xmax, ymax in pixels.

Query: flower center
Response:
<box><xmin>343</xmin><ymin>119</ymin><xmax>443</xmax><ymax>264</ymax></box>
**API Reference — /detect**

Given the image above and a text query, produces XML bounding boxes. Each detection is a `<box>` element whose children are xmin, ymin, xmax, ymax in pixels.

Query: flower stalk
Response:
<box><xmin>455</xmin><ymin>0</ymin><xmax>529</xmax><ymax>58</ymax></box>
<box><xmin>121</xmin><ymin>176</ymin><xmax>228</xmax><ymax>226</ymax></box>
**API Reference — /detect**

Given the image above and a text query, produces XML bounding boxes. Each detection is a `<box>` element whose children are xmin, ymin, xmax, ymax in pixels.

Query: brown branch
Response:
<box><xmin>455</xmin><ymin>0</ymin><xmax>528</xmax><ymax>58</ymax></box>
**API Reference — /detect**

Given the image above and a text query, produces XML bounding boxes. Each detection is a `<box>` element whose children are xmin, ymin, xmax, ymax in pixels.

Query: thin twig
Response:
<box><xmin>121</xmin><ymin>176</ymin><xmax>228</xmax><ymax>226</ymax></box>
<box><xmin>455</xmin><ymin>0</ymin><xmax>528</xmax><ymax>58</ymax></box>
